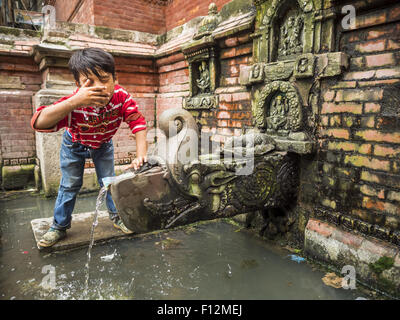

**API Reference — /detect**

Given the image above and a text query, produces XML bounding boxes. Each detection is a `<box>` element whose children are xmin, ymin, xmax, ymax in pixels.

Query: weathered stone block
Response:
<box><xmin>2</xmin><ymin>164</ymin><xmax>35</xmax><ymax>190</ymax></box>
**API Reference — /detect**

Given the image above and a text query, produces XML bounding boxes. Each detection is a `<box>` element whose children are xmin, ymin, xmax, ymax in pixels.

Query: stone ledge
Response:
<box><xmin>305</xmin><ymin>218</ymin><xmax>400</xmax><ymax>297</ymax></box>
<box><xmin>31</xmin><ymin>211</ymin><xmax>134</xmax><ymax>252</ymax></box>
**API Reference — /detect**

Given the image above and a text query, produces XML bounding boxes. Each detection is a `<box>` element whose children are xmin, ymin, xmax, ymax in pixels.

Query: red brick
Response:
<box><xmin>334</xmin><ymin>88</ymin><xmax>383</xmax><ymax>102</ymax></box>
<box><xmin>365</xmin><ymin>53</ymin><xmax>396</xmax><ymax>68</ymax></box>
<box><xmin>362</xmin><ymin>197</ymin><xmax>400</xmax><ymax>215</ymax></box>
<box><xmin>343</xmin><ymin>70</ymin><xmax>375</xmax><ymax>80</ymax></box>
<box><xmin>320</xmin><ymin>128</ymin><xmax>350</xmax><ymax>139</ymax></box>
<box><xmin>355</xmin><ymin>130</ymin><xmax>400</xmax><ymax>143</ymax></box>
<box><xmin>321</xmin><ymin>102</ymin><xmax>362</xmax><ymax>114</ymax></box>
<box><xmin>355</xmin><ymin>39</ymin><xmax>386</xmax><ymax>53</ymax></box>
<box><xmin>374</xmin><ymin>145</ymin><xmax>400</xmax><ymax>158</ymax></box>
<box><xmin>355</xmin><ymin>10</ymin><xmax>387</xmax><ymax>29</ymax></box>
<box><xmin>344</xmin><ymin>155</ymin><xmax>390</xmax><ymax>171</ymax></box>
<box><xmin>375</xmin><ymin>67</ymin><xmax>400</xmax><ymax>79</ymax></box>
<box><xmin>364</xmin><ymin>102</ymin><xmax>381</xmax><ymax>113</ymax></box>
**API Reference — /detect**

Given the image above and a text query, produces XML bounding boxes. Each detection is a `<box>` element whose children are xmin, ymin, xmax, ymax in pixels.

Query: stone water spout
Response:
<box><xmin>110</xmin><ymin>108</ymin><xmax>299</xmax><ymax>234</ymax></box>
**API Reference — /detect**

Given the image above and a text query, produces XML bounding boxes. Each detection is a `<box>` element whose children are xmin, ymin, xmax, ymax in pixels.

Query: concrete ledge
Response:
<box><xmin>305</xmin><ymin>218</ymin><xmax>400</xmax><ymax>297</ymax></box>
<box><xmin>31</xmin><ymin>211</ymin><xmax>134</xmax><ymax>252</ymax></box>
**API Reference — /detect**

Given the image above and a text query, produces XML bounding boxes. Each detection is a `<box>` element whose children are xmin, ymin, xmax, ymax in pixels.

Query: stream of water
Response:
<box><xmin>83</xmin><ymin>186</ymin><xmax>108</xmax><ymax>298</ymax></box>
<box><xmin>0</xmin><ymin>192</ymin><xmax>383</xmax><ymax>300</ymax></box>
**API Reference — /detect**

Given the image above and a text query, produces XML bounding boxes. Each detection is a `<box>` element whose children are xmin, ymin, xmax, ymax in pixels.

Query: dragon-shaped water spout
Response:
<box><xmin>110</xmin><ymin>108</ymin><xmax>299</xmax><ymax>234</ymax></box>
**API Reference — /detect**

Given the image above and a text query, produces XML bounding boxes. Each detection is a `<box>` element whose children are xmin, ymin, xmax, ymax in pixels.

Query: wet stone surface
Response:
<box><xmin>0</xmin><ymin>192</ymin><xmax>382</xmax><ymax>300</ymax></box>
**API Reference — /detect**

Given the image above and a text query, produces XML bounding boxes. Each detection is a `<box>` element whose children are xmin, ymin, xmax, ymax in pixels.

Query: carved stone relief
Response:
<box><xmin>239</xmin><ymin>0</ymin><xmax>349</xmax><ymax>153</ymax></box>
<box><xmin>277</xmin><ymin>9</ymin><xmax>304</xmax><ymax>59</ymax></box>
<box><xmin>181</xmin><ymin>3</ymin><xmax>221</xmax><ymax>110</ymax></box>
<box><xmin>254</xmin><ymin>81</ymin><xmax>302</xmax><ymax>135</ymax></box>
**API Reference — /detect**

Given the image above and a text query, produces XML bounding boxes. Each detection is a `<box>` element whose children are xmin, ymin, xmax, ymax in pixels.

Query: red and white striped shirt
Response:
<box><xmin>31</xmin><ymin>84</ymin><xmax>146</xmax><ymax>149</ymax></box>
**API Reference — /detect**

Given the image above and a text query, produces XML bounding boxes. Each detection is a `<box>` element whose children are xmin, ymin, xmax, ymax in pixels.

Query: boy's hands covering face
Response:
<box><xmin>73</xmin><ymin>79</ymin><xmax>111</xmax><ymax>108</ymax></box>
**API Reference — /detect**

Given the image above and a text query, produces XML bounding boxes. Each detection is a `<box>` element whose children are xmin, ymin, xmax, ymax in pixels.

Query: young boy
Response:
<box><xmin>31</xmin><ymin>48</ymin><xmax>147</xmax><ymax>247</ymax></box>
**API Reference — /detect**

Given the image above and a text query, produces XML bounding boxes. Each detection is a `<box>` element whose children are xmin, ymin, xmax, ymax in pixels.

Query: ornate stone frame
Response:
<box><xmin>252</xmin><ymin>0</ymin><xmax>335</xmax><ymax>63</ymax></box>
<box><xmin>182</xmin><ymin>38</ymin><xmax>219</xmax><ymax>110</ymax></box>
<box><xmin>254</xmin><ymin>81</ymin><xmax>302</xmax><ymax>134</ymax></box>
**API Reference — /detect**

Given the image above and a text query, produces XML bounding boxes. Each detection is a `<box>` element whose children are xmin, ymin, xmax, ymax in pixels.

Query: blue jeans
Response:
<box><xmin>51</xmin><ymin>131</ymin><xmax>118</xmax><ymax>231</ymax></box>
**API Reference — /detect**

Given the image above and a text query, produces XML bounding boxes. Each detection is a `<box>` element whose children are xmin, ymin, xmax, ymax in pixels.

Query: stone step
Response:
<box><xmin>31</xmin><ymin>211</ymin><xmax>134</xmax><ymax>253</ymax></box>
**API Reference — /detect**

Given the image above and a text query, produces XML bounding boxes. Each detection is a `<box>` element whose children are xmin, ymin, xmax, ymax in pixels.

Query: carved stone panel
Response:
<box><xmin>277</xmin><ymin>8</ymin><xmax>304</xmax><ymax>60</ymax></box>
<box><xmin>294</xmin><ymin>53</ymin><xmax>315</xmax><ymax>78</ymax></box>
<box><xmin>254</xmin><ymin>81</ymin><xmax>302</xmax><ymax>135</ymax></box>
<box><xmin>182</xmin><ymin>43</ymin><xmax>218</xmax><ymax>110</ymax></box>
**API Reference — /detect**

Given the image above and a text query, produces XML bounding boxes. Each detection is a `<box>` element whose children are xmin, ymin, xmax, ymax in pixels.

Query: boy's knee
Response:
<box><xmin>61</xmin><ymin>174</ymin><xmax>83</xmax><ymax>190</ymax></box>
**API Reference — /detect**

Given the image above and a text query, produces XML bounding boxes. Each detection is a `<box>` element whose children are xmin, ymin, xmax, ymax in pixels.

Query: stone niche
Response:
<box><xmin>241</xmin><ymin>0</ymin><xmax>349</xmax><ymax>154</ymax></box>
<box><xmin>181</xmin><ymin>3</ymin><xmax>220</xmax><ymax>110</ymax></box>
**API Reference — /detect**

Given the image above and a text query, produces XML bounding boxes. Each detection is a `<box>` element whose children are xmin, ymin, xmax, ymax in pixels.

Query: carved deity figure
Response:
<box><xmin>250</xmin><ymin>63</ymin><xmax>263</xmax><ymax>81</ymax></box>
<box><xmin>268</xmin><ymin>94</ymin><xmax>289</xmax><ymax>130</ymax></box>
<box><xmin>196</xmin><ymin>61</ymin><xmax>211</xmax><ymax>94</ymax></box>
<box><xmin>278</xmin><ymin>12</ymin><xmax>304</xmax><ymax>57</ymax></box>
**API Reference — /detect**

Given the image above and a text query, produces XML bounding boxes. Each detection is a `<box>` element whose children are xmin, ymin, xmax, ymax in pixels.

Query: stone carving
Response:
<box><xmin>184</xmin><ymin>95</ymin><xmax>218</xmax><ymax>110</ymax></box>
<box><xmin>196</xmin><ymin>61</ymin><xmax>211</xmax><ymax>93</ymax></box>
<box><xmin>254</xmin><ymin>81</ymin><xmax>302</xmax><ymax>134</ymax></box>
<box><xmin>182</xmin><ymin>4</ymin><xmax>220</xmax><ymax>110</ymax></box>
<box><xmin>268</xmin><ymin>94</ymin><xmax>289</xmax><ymax>130</ymax></box>
<box><xmin>315</xmin><ymin>210</ymin><xmax>400</xmax><ymax>247</ymax></box>
<box><xmin>249</xmin><ymin>63</ymin><xmax>265</xmax><ymax>83</ymax></box>
<box><xmin>278</xmin><ymin>13</ymin><xmax>304</xmax><ymax>58</ymax></box>
<box><xmin>110</xmin><ymin>108</ymin><xmax>299</xmax><ymax>233</ymax></box>
<box><xmin>294</xmin><ymin>53</ymin><xmax>315</xmax><ymax>78</ymax></box>
<box><xmin>193</xmin><ymin>3</ymin><xmax>222</xmax><ymax>40</ymax></box>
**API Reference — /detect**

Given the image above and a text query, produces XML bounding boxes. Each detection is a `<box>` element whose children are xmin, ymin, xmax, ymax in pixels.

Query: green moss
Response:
<box><xmin>219</xmin><ymin>0</ymin><xmax>255</xmax><ymax>21</ymax></box>
<box><xmin>369</xmin><ymin>256</ymin><xmax>395</xmax><ymax>275</ymax></box>
<box><xmin>94</xmin><ymin>26</ymin><xmax>131</xmax><ymax>41</ymax></box>
<box><xmin>2</xmin><ymin>165</ymin><xmax>35</xmax><ymax>190</ymax></box>
<box><xmin>21</xmin><ymin>29</ymin><xmax>42</xmax><ymax>38</ymax></box>
<box><xmin>0</xmin><ymin>26</ymin><xmax>21</xmax><ymax>37</ymax></box>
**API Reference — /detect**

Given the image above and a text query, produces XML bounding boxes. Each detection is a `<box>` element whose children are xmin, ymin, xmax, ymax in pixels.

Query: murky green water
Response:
<box><xmin>0</xmin><ymin>192</ymin><xmax>377</xmax><ymax>300</ymax></box>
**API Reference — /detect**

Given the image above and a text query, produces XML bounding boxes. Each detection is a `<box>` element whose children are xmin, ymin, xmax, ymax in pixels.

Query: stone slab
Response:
<box><xmin>31</xmin><ymin>211</ymin><xmax>134</xmax><ymax>252</ymax></box>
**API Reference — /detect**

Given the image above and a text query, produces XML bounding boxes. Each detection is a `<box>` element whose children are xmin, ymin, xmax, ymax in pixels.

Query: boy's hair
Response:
<box><xmin>68</xmin><ymin>48</ymin><xmax>116</xmax><ymax>84</ymax></box>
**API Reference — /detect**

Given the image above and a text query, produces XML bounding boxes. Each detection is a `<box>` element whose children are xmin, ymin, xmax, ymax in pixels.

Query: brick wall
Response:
<box><xmin>53</xmin><ymin>0</ymin><xmax>234</xmax><ymax>34</ymax></box>
<box><xmin>113</xmin><ymin>56</ymin><xmax>158</xmax><ymax>163</ymax></box>
<box><xmin>0</xmin><ymin>56</ymin><xmax>41</xmax><ymax>164</ymax></box>
<box><xmin>54</xmin><ymin>0</ymin><xmax>94</xmax><ymax>24</ymax></box>
<box><xmin>156</xmin><ymin>52</ymin><xmax>189</xmax><ymax>117</ymax></box>
<box><xmin>93</xmin><ymin>0</ymin><xmax>165</xmax><ymax>34</ymax></box>
<box><xmin>299</xmin><ymin>2</ymin><xmax>400</xmax><ymax>234</ymax></box>
<box><xmin>205</xmin><ymin>31</ymin><xmax>253</xmax><ymax>144</ymax></box>
<box><xmin>165</xmin><ymin>0</ymin><xmax>233</xmax><ymax>31</ymax></box>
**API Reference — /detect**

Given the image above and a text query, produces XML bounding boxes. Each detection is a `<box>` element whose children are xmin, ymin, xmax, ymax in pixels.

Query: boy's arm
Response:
<box><xmin>33</xmin><ymin>80</ymin><xmax>111</xmax><ymax>130</ymax></box>
<box><xmin>120</xmin><ymin>91</ymin><xmax>148</xmax><ymax>170</ymax></box>
<box><xmin>131</xmin><ymin>129</ymin><xmax>148</xmax><ymax>170</ymax></box>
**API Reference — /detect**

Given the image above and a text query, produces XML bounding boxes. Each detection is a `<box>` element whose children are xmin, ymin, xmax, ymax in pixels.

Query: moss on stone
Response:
<box><xmin>2</xmin><ymin>165</ymin><xmax>35</xmax><ymax>190</ymax></box>
<box><xmin>0</xmin><ymin>26</ymin><xmax>21</xmax><ymax>37</ymax></box>
<box><xmin>21</xmin><ymin>29</ymin><xmax>42</xmax><ymax>38</ymax></box>
<box><xmin>219</xmin><ymin>0</ymin><xmax>255</xmax><ymax>21</ymax></box>
<box><xmin>369</xmin><ymin>256</ymin><xmax>395</xmax><ymax>275</ymax></box>
<box><xmin>94</xmin><ymin>26</ymin><xmax>132</xmax><ymax>41</ymax></box>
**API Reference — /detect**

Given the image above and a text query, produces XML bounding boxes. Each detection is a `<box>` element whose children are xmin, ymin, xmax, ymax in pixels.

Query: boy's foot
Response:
<box><xmin>38</xmin><ymin>227</ymin><xmax>67</xmax><ymax>247</ymax></box>
<box><xmin>113</xmin><ymin>219</ymin><xmax>134</xmax><ymax>234</ymax></box>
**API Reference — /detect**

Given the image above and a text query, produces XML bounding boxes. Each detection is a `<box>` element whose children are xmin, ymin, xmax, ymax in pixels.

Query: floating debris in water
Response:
<box><xmin>101</xmin><ymin>249</ymin><xmax>118</xmax><ymax>262</ymax></box>
<box><xmin>322</xmin><ymin>272</ymin><xmax>343</xmax><ymax>289</ymax></box>
<box><xmin>287</xmin><ymin>254</ymin><xmax>306</xmax><ymax>263</ymax></box>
